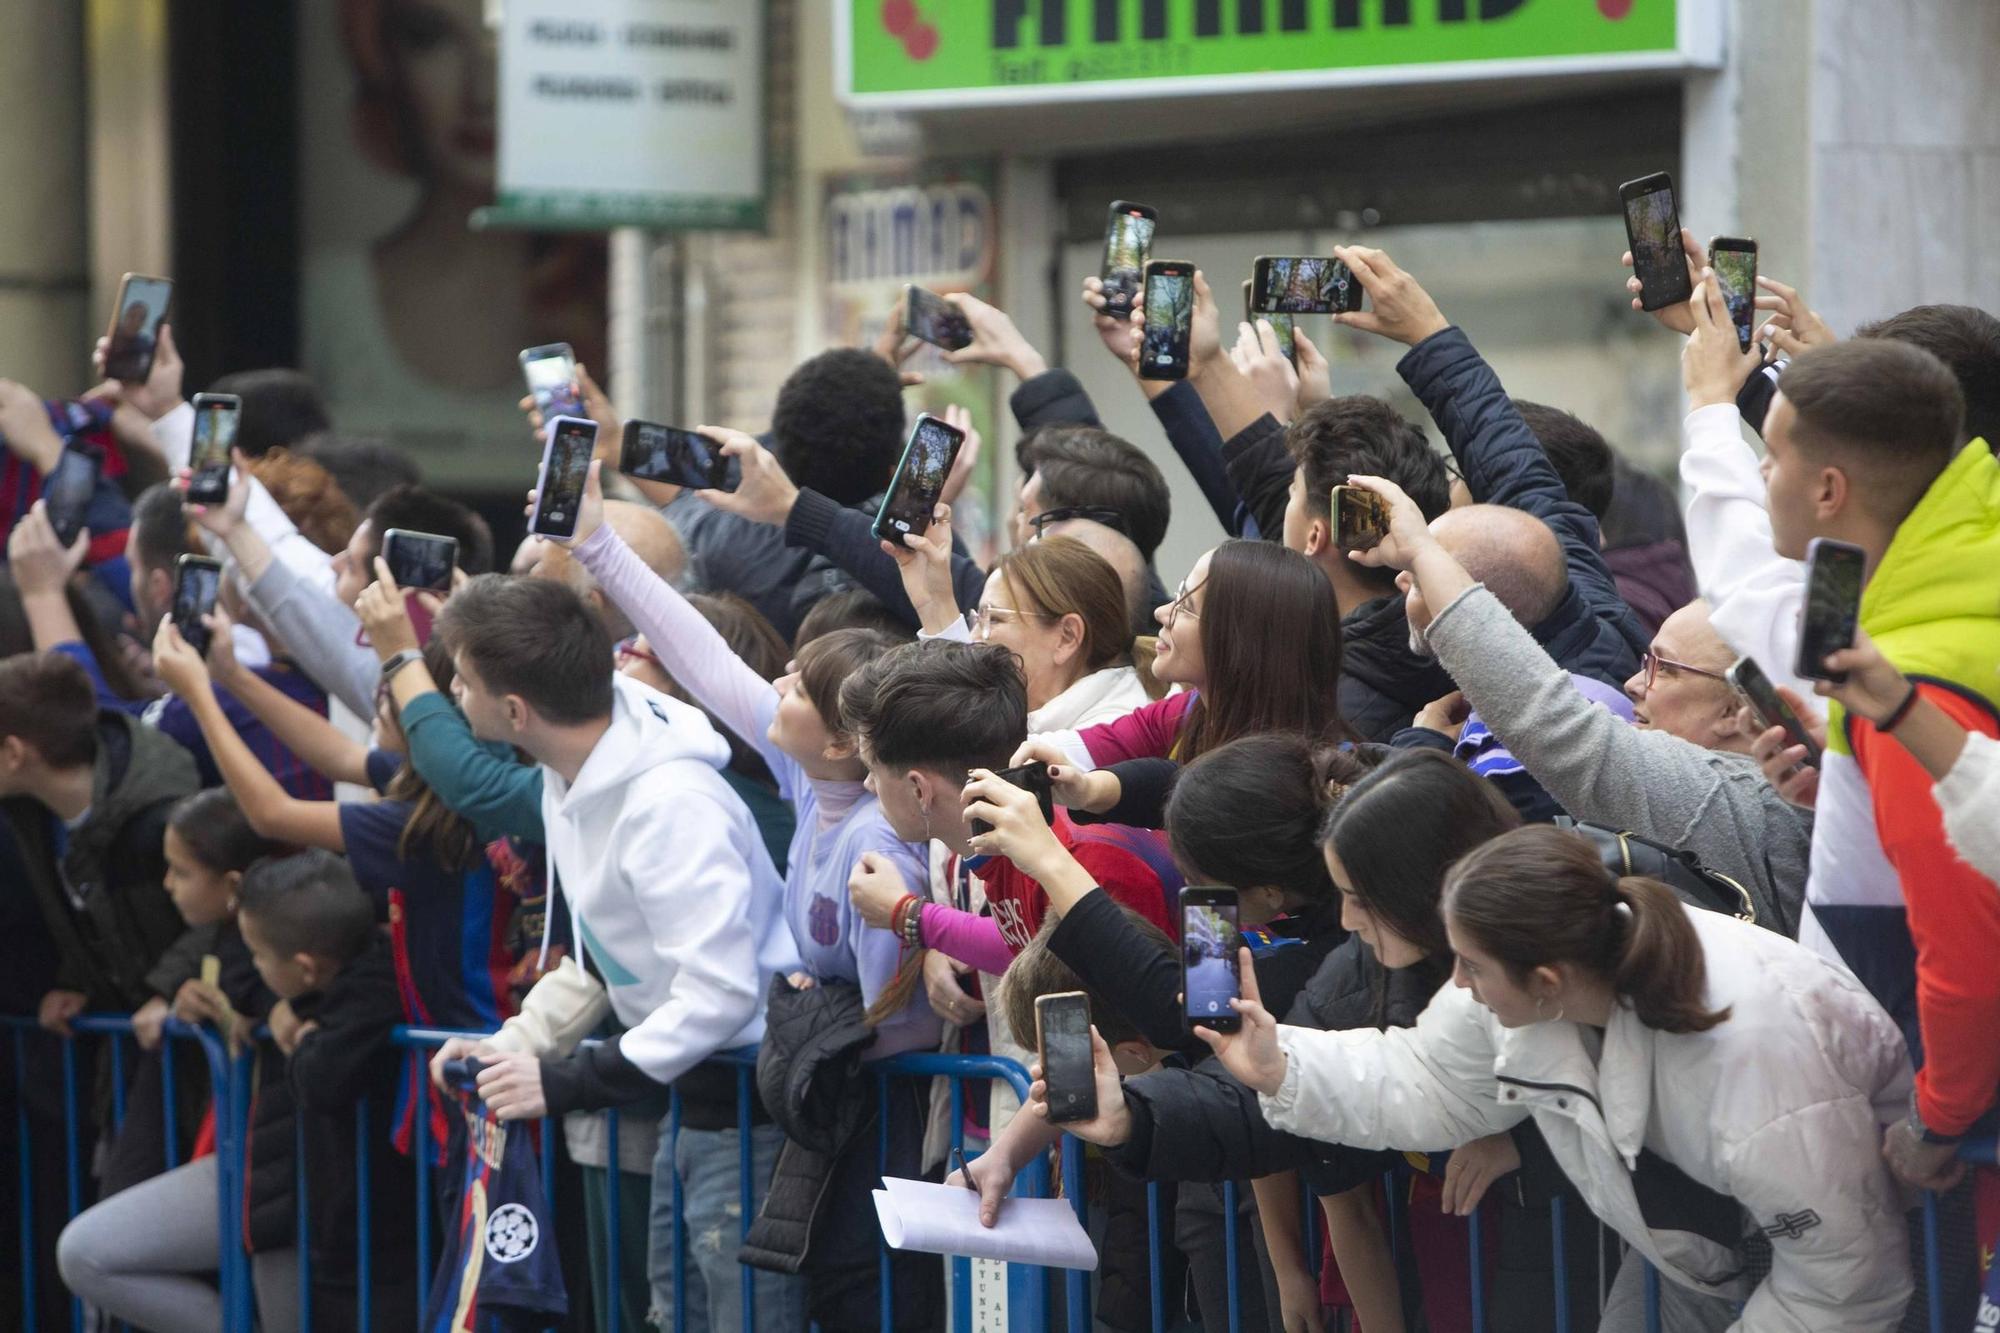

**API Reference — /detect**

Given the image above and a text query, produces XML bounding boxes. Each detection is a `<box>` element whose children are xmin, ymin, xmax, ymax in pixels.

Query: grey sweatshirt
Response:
<box><xmin>245</xmin><ymin>556</ymin><xmax>379</xmax><ymax>720</ymax></box>
<box><xmin>1427</xmin><ymin>584</ymin><xmax>1809</xmax><ymax>937</ymax></box>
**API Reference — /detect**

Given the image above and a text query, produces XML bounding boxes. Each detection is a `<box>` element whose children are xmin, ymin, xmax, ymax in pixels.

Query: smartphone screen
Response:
<box><xmin>532</xmin><ymin>417</ymin><xmax>598</xmax><ymax>539</ymax></box>
<box><xmin>382</xmin><ymin>529</ymin><xmax>458</xmax><ymax>593</ymax></box>
<box><xmin>1100</xmin><ymin>201</ymin><xmax>1157</xmax><ymax>318</ymax></box>
<box><xmin>1181</xmin><ymin>890</ymin><xmax>1241</xmax><ymax>1031</ymax></box>
<box><xmin>1334</xmin><ymin>485</ymin><xmax>1390</xmax><ymax>550</ymax></box>
<box><xmin>1726</xmin><ymin>656</ymin><xmax>1821</xmax><ymax>768</ymax></box>
<box><xmin>173</xmin><ymin>556</ymin><xmax>223</xmax><ymax>658</ymax></box>
<box><xmin>1140</xmin><ymin>262</ymin><xmax>1195</xmax><ymax>381</ymax></box>
<box><xmin>520</xmin><ymin>343</ymin><xmax>584</xmax><ymax>422</ymax></box>
<box><xmin>43</xmin><ymin>449</ymin><xmax>95</xmax><ymax>547</ymax></box>
<box><xmin>1252</xmin><ymin>257</ymin><xmax>1359</xmax><ymax>315</ymax></box>
<box><xmin>1037</xmin><ymin>992</ymin><xmax>1098</xmax><ymax>1125</ymax></box>
<box><xmin>1621</xmin><ymin>173</ymin><xmax>1693</xmax><ymax>311</ymax></box>
<box><xmin>904</xmin><ymin>286</ymin><xmax>973</xmax><ymax>352</ymax></box>
<box><xmin>1240</xmin><ymin>280</ymin><xmax>1298</xmax><ymax>363</ymax></box>
<box><xmin>871</xmin><ymin>414</ymin><xmax>965</xmax><ymax>543</ymax></box>
<box><xmin>1796</xmin><ymin>539</ymin><xmax>1866</xmax><ymax>683</ymax></box>
<box><xmin>105</xmin><ymin>275</ymin><xmax>173</xmax><ymax>383</ymax></box>
<box><xmin>1710</xmin><ymin>238</ymin><xmax>1758</xmax><ymax>351</ymax></box>
<box><xmin>187</xmin><ymin>394</ymin><xmax>242</xmax><ymax>505</ymax></box>
<box><xmin>620</xmin><ymin>421</ymin><xmax>732</xmax><ymax>490</ymax></box>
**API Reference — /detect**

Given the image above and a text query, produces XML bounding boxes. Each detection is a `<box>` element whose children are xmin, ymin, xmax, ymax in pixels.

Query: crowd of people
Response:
<box><xmin>0</xmin><ymin>214</ymin><xmax>1995</xmax><ymax>1333</ymax></box>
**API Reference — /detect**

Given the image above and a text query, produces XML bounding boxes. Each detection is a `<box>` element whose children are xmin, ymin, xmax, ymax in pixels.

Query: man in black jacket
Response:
<box><xmin>0</xmin><ymin>652</ymin><xmax>196</xmax><ymax>1033</ymax></box>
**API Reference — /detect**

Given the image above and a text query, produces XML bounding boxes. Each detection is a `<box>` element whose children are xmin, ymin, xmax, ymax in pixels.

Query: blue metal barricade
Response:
<box><xmin>10</xmin><ymin>1014</ymin><xmax>1993</xmax><ymax>1333</ymax></box>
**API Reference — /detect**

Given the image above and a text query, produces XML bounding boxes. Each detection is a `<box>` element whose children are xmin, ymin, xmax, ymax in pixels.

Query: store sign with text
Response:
<box><xmin>489</xmin><ymin>0</ymin><xmax>765</xmax><ymax>230</ymax></box>
<box><xmin>841</xmin><ymin>0</ymin><xmax>1716</xmax><ymax>107</ymax></box>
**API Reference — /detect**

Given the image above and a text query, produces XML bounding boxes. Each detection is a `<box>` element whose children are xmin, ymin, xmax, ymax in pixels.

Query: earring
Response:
<box><xmin>1534</xmin><ymin>994</ymin><xmax>1567</xmax><ymax>1024</ymax></box>
<box><xmin>226</xmin><ymin>896</ymin><xmax>238</xmax><ymax>914</ymax></box>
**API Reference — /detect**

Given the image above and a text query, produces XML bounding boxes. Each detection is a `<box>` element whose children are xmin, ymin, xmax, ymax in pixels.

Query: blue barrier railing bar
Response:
<box><xmin>1146</xmin><ymin>1180</ymin><xmax>1164</xmax><ymax>1333</ymax></box>
<box><xmin>737</xmin><ymin>1061</ymin><xmax>756</xmax><ymax>1332</ymax></box>
<box><xmin>356</xmin><ymin>1098</ymin><xmax>372</xmax><ymax>1333</ymax></box>
<box><xmin>296</xmin><ymin>1114</ymin><xmax>311</xmax><ymax>1333</ymax></box>
<box><xmin>60</xmin><ymin>1034</ymin><xmax>80</xmax><ymax>1333</ymax></box>
<box><xmin>14</xmin><ymin>1029</ymin><xmax>36</xmax><ymax>1333</ymax></box>
<box><xmin>1222</xmin><ymin>1178</ymin><xmax>1241</xmax><ymax>1333</ymax></box>
<box><xmin>1468</xmin><ymin>1197</ymin><xmax>1486</xmax><ymax>1333</ymax></box>
<box><xmin>1551</xmin><ymin>1189</ymin><xmax>1571</xmax><ymax>1333</ymax></box>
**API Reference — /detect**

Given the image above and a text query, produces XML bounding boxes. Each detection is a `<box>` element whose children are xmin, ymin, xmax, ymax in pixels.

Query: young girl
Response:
<box><xmin>552</xmin><ymin>459</ymin><xmax>940</xmax><ymax>1331</ymax></box>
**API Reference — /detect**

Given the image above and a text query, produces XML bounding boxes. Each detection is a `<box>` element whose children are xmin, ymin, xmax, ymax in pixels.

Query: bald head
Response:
<box><xmin>1430</xmin><ymin>504</ymin><xmax>1567</xmax><ymax>628</ymax></box>
<box><xmin>605</xmin><ymin>501</ymin><xmax>686</xmax><ymax>587</ymax></box>
<box><xmin>1041</xmin><ymin>517</ymin><xmax>1148</xmax><ymax>629</ymax></box>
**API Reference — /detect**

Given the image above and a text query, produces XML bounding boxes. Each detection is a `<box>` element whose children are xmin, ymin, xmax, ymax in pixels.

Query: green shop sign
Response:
<box><xmin>840</xmin><ymin>0</ymin><xmax>1716</xmax><ymax>107</ymax></box>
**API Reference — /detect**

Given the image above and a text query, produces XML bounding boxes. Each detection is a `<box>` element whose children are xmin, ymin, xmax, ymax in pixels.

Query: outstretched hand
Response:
<box><xmin>356</xmin><ymin>558</ymin><xmax>421</xmax><ymax>662</ymax></box>
<box><xmin>1621</xmin><ymin>228</ymin><xmax>1707</xmax><ymax>335</ymax></box>
<box><xmin>1340</xmin><ymin>474</ymin><xmax>1437</xmax><ymax>572</ymax></box>
<box><xmin>1025</xmin><ymin>1025</ymin><xmax>1134</xmax><ymax>1147</ymax></box>
<box><xmin>1753</xmin><ymin>275</ymin><xmax>1836</xmax><ymax>359</ymax></box>
<box><xmin>1742</xmin><ymin>682</ymin><xmax>1826</xmax><ymax>811</ymax></box>
<box><xmin>1188</xmin><ymin>949</ymin><xmax>1288</xmax><ymax>1096</ymax></box>
<box><xmin>151</xmin><ymin>617</ymin><xmax>212</xmax><ymax>698</ymax></box>
<box><xmin>690</xmin><ymin>428</ymin><xmax>800</xmax><ymax>528</ymax></box>
<box><xmin>6</xmin><ymin>502</ymin><xmax>88</xmax><ymax>596</ymax></box>
<box><xmin>1332</xmin><ymin>246</ymin><xmax>1449</xmax><ymax>347</ymax></box>
<box><xmin>1682</xmin><ymin>274</ymin><xmax>1764</xmax><ymax>410</ymax></box>
<box><xmin>524</xmin><ymin>457</ymin><xmax>607</xmax><ymax>547</ymax></box>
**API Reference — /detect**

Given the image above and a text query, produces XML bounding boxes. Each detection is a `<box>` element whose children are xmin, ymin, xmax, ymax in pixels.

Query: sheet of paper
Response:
<box><xmin>872</xmin><ymin>1175</ymin><xmax>1097</xmax><ymax>1271</ymax></box>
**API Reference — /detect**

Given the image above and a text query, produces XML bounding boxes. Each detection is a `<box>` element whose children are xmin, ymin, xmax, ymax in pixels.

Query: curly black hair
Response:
<box><xmin>770</xmin><ymin>349</ymin><xmax>908</xmax><ymax>505</ymax></box>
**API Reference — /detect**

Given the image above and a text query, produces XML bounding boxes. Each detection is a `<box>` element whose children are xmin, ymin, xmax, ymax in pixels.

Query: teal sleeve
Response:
<box><xmin>399</xmin><ymin>691</ymin><xmax>545</xmax><ymax>842</ymax></box>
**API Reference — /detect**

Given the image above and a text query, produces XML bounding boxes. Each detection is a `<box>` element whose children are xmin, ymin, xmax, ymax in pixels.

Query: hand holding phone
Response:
<box><xmin>381</xmin><ymin>528</ymin><xmax>459</xmax><ymax>594</ymax></box>
<box><xmin>1181</xmin><ymin>887</ymin><xmax>1242</xmax><ymax>1033</ymax></box>
<box><xmin>904</xmin><ymin>286</ymin><xmax>973</xmax><ymax>352</ymax></box>
<box><xmin>186</xmin><ymin>394</ymin><xmax>242</xmax><ymax>506</ymax></box>
<box><xmin>520</xmin><ymin>343</ymin><xmax>584</xmax><ymax>423</ymax></box>
<box><xmin>1035</xmin><ymin>993</ymin><xmax>1099</xmax><ymax>1125</ymax></box>
<box><xmin>1251</xmin><ymin>256</ymin><xmax>1361</xmax><ymax>316</ymax></box>
<box><xmin>1726</xmin><ymin>656</ymin><xmax>1822</xmax><ymax>768</ymax></box>
<box><xmin>1708</xmin><ymin>237</ymin><xmax>1759</xmax><ymax>351</ymax></box>
<box><xmin>1795</xmin><ymin>538</ymin><xmax>1867</xmax><ymax>683</ymax></box>
<box><xmin>1099</xmin><ymin>201</ymin><xmax>1157</xmax><ymax>319</ymax></box>
<box><xmin>968</xmin><ymin>761</ymin><xmax>1055</xmax><ymax>837</ymax></box>
<box><xmin>1240</xmin><ymin>279</ymin><xmax>1298</xmax><ymax>364</ymax></box>
<box><xmin>620</xmin><ymin>420</ymin><xmax>734</xmax><ymax>490</ymax></box>
<box><xmin>1333</xmin><ymin>485</ymin><xmax>1391</xmax><ymax>551</ymax></box>
<box><xmin>530</xmin><ymin>417</ymin><xmax>600</xmax><ymax>540</ymax></box>
<box><xmin>871</xmin><ymin>414</ymin><xmax>965</xmax><ymax>544</ymax></box>
<box><xmin>172</xmin><ymin>555</ymin><xmax>224</xmax><ymax>659</ymax></box>
<box><xmin>1620</xmin><ymin>173</ymin><xmax>1695</xmax><ymax>311</ymax></box>
<box><xmin>104</xmin><ymin>274</ymin><xmax>173</xmax><ymax>383</ymax></box>
<box><xmin>1139</xmin><ymin>261</ymin><xmax>1196</xmax><ymax>381</ymax></box>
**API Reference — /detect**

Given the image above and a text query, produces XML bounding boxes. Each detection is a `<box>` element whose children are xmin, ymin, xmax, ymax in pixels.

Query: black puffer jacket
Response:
<box><xmin>1395</xmin><ymin>327</ymin><xmax>1647</xmax><ymax>688</ymax></box>
<box><xmin>1107</xmin><ymin>938</ymin><xmax>1444</xmax><ymax>1193</ymax></box>
<box><xmin>1339</xmin><ymin>592</ymin><xmax>1459</xmax><ymax>741</ymax></box>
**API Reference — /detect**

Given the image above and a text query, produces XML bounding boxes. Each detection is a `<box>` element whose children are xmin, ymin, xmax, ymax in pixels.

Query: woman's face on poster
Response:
<box><xmin>386</xmin><ymin>0</ymin><xmax>496</xmax><ymax>191</ymax></box>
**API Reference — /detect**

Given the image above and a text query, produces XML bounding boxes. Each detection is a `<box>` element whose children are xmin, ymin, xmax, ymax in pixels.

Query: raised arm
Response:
<box><xmin>151</xmin><ymin>619</ymin><xmax>344</xmax><ymax>853</ymax></box>
<box><xmin>205</xmin><ymin>608</ymin><xmax>370</xmax><ymax>789</ymax></box>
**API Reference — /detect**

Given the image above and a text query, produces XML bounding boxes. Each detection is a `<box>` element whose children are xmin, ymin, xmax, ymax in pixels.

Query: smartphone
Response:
<box><xmin>1180</xmin><ymin>886</ymin><xmax>1242</xmax><ymax>1033</ymax></box>
<box><xmin>530</xmin><ymin>416</ymin><xmax>599</xmax><ymax>539</ymax></box>
<box><xmin>620</xmin><ymin>420</ymin><xmax>734</xmax><ymax>491</ymax></box>
<box><xmin>1240</xmin><ymin>280</ymin><xmax>1298</xmax><ymax>364</ymax></box>
<box><xmin>904</xmin><ymin>285</ymin><xmax>973</xmax><ymax>352</ymax></box>
<box><xmin>1726</xmin><ymin>656</ymin><xmax>1821</xmax><ymax>769</ymax></box>
<box><xmin>969</xmin><ymin>760</ymin><xmax>1056</xmax><ymax>837</ymax></box>
<box><xmin>382</xmin><ymin>528</ymin><xmax>459</xmax><ymax>593</ymax></box>
<box><xmin>186</xmin><ymin>393</ymin><xmax>243</xmax><ymax>506</ymax></box>
<box><xmin>1795</xmin><ymin>538</ymin><xmax>1866</xmax><ymax>684</ymax></box>
<box><xmin>104</xmin><ymin>274</ymin><xmax>173</xmax><ymax>383</ymax></box>
<box><xmin>1035</xmin><ymin>992</ymin><xmax>1098</xmax><ymax>1125</ymax></box>
<box><xmin>519</xmin><ymin>342</ymin><xmax>584</xmax><ymax>423</ymax></box>
<box><xmin>1620</xmin><ymin>172</ymin><xmax>1693</xmax><ymax>311</ymax></box>
<box><xmin>1139</xmin><ymin>260</ymin><xmax>1196</xmax><ymax>382</ymax></box>
<box><xmin>173</xmin><ymin>555</ymin><xmax>223</xmax><ymax>659</ymax></box>
<box><xmin>43</xmin><ymin>449</ymin><xmax>95</xmax><ymax>547</ymax></box>
<box><xmin>1099</xmin><ymin>200</ymin><xmax>1158</xmax><ymax>318</ymax></box>
<box><xmin>1333</xmin><ymin>485</ymin><xmax>1390</xmax><ymax>550</ymax></box>
<box><xmin>1708</xmin><ymin>236</ymin><xmax>1758</xmax><ymax>351</ymax></box>
<box><xmin>870</xmin><ymin>413</ymin><xmax>965</xmax><ymax>544</ymax></box>
<box><xmin>1251</xmin><ymin>256</ymin><xmax>1362</xmax><ymax>316</ymax></box>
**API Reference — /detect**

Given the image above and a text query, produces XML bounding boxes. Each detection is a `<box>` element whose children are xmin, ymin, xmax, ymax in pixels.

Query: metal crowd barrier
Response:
<box><xmin>3</xmin><ymin>1012</ymin><xmax>1991</xmax><ymax>1333</ymax></box>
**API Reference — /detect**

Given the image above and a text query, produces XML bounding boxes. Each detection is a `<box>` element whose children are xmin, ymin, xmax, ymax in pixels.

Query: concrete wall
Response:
<box><xmin>0</xmin><ymin>3</ymin><xmax>90</xmax><ymax>398</ymax></box>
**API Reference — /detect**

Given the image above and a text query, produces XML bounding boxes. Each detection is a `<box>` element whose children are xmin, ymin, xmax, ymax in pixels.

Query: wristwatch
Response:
<box><xmin>1908</xmin><ymin>1093</ymin><xmax>1963</xmax><ymax>1146</ymax></box>
<box><xmin>380</xmin><ymin>648</ymin><xmax>424</xmax><ymax>684</ymax></box>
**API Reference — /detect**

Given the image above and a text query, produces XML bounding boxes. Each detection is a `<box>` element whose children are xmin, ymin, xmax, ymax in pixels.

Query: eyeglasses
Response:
<box><xmin>1639</xmin><ymin>648</ymin><xmax>1729</xmax><ymax>691</ymax></box>
<box><xmin>1029</xmin><ymin>505</ymin><xmax>1128</xmax><ymax>539</ymax></box>
<box><xmin>1162</xmin><ymin>578</ymin><xmax>1206</xmax><ymax>629</ymax></box>
<box><xmin>965</xmin><ymin>605</ymin><xmax>1056</xmax><ymax>639</ymax></box>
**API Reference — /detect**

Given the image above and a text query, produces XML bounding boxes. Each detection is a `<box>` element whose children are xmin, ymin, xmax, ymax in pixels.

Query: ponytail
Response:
<box><xmin>1610</xmin><ymin>875</ymin><xmax>1730</xmax><ymax>1034</ymax></box>
<box><xmin>1442</xmin><ymin>826</ymin><xmax>1731</xmax><ymax>1035</ymax></box>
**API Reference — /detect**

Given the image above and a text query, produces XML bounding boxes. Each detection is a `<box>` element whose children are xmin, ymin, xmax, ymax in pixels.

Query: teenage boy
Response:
<box><xmin>427</xmin><ymin>574</ymin><xmax>805</xmax><ymax>1332</ymax></box>
<box><xmin>0</xmin><ymin>652</ymin><xmax>196</xmax><ymax>1035</ymax></box>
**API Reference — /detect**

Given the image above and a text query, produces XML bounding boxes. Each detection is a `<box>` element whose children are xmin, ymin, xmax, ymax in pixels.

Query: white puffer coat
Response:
<box><xmin>1258</xmin><ymin>905</ymin><xmax>1914</xmax><ymax>1331</ymax></box>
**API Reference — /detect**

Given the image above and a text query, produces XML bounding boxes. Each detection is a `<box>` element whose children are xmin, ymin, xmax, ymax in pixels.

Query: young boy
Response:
<box><xmin>239</xmin><ymin>849</ymin><xmax>419</xmax><ymax>1330</ymax></box>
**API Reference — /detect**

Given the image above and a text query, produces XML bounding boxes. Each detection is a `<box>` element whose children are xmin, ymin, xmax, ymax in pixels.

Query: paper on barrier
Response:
<box><xmin>871</xmin><ymin>1175</ymin><xmax>1098</xmax><ymax>1271</ymax></box>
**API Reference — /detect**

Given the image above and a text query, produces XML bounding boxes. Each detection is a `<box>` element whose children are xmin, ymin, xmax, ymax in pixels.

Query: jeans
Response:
<box><xmin>648</xmin><ymin>1121</ymin><xmax>805</xmax><ymax>1333</ymax></box>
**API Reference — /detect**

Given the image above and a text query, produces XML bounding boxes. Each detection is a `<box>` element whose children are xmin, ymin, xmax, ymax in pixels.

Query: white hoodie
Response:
<box><xmin>496</xmin><ymin>674</ymin><xmax>799</xmax><ymax>1087</ymax></box>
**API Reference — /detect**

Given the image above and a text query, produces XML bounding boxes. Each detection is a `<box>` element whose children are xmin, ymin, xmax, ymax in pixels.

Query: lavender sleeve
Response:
<box><xmin>573</xmin><ymin>524</ymin><xmax>795</xmax><ymax>791</ymax></box>
<box><xmin>919</xmin><ymin>904</ymin><xmax>1015</xmax><ymax>975</ymax></box>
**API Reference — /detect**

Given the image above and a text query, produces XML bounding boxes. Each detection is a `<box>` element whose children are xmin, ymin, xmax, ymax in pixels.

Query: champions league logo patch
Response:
<box><xmin>485</xmin><ymin>1202</ymin><xmax>540</xmax><ymax>1264</ymax></box>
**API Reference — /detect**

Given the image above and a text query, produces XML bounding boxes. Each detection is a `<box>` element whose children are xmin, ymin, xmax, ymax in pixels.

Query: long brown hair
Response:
<box><xmin>389</xmin><ymin>637</ymin><xmax>484</xmax><ymax>873</ymax></box>
<box><xmin>1441</xmin><ymin>825</ymin><xmax>1731</xmax><ymax>1034</ymax></box>
<box><xmin>993</xmin><ymin>537</ymin><xmax>1132</xmax><ymax>673</ymax></box>
<box><xmin>1177</xmin><ymin>540</ymin><xmax>1350</xmax><ymax>761</ymax></box>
